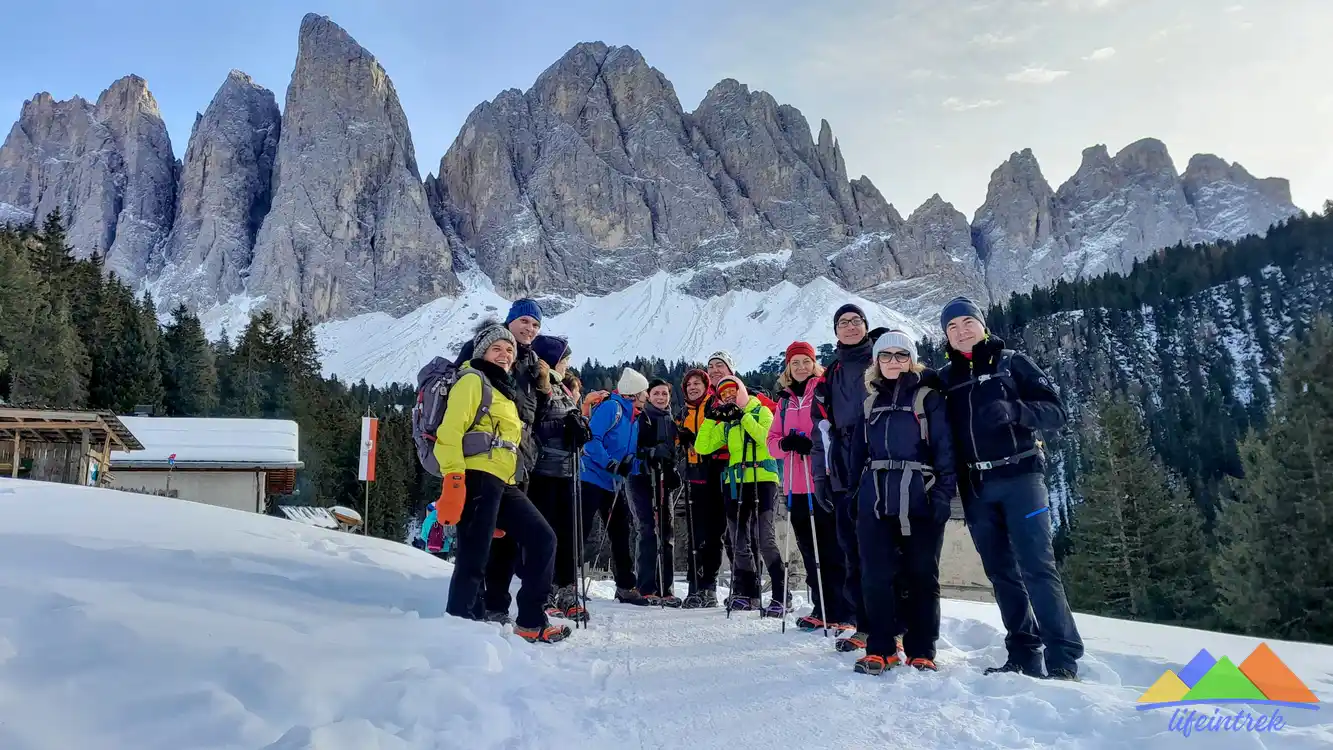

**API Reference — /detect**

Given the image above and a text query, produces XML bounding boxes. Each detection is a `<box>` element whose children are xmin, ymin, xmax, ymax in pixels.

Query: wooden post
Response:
<box><xmin>98</xmin><ymin>428</ymin><xmax>112</xmax><ymax>487</ymax></box>
<box><xmin>10</xmin><ymin>431</ymin><xmax>18</xmax><ymax>478</ymax></box>
<box><xmin>79</xmin><ymin>429</ymin><xmax>91</xmax><ymax>485</ymax></box>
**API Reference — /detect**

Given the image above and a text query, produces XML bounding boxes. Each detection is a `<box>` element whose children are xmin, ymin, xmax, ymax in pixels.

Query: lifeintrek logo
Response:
<box><xmin>1137</xmin><ymin>643</ymin><xmax>1320</xmax><ymax>738</ymax></box>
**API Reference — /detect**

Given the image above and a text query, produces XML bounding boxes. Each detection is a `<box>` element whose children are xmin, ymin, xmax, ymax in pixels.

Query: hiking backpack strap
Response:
<box><xmin>945</xmin><ymin>348</ymin><xmax>1018</xmax><ymax>395</ymax></box>
<box><xmin>458</xmin><ymin>371</ymin><xmax>518</xmax><ymax>458</ymax></box>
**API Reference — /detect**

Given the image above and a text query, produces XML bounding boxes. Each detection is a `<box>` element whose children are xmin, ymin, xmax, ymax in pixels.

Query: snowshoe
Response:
<box><xmin>656</xmin><ymin>594</ymin><xmax>683</xmax><ymax>608</ymax></box>
<box><xmin>795</xmin><ymin>615</ymin><xmax>824</xmax><ymax>631</ymax></box>
<box><xmin>484</xmin><ymin>610</ymin><xmax>513</xmax><ymax>626</ymax></box>
<box><xmin>910</xmin><ymin>658</ymin><xmax>938</xmax><ymax>672</ymax></box>
<box><xmin>515</xmin><ymin>622</ymin><xmax>572</xmax><ymax>644</ymax></box>
<box><xmin>726</xmin><ymin>595</ymin><xmax>757</xmax><ymax>612</ymax></box>
<box><xmin>853</xmin><ymin>654</ymin><xmax>901</xmax><ymax>675</ymax></box>
<box><xmin>681</xmin><ymin>590</ymin><xmax>718</xmax><ymax>609</ymax></box>
<box><xmin>761</xmin><ymin>600</ymin><xmax>788</xmax><ymax>618</ymax></box>
<box><xmin>984</xmin><ymin>661</ymin><xmax>1043</xmax><ymax>678</ymax></box>
<box><xmin>835</xmin><ymin>631</ymin><xmax>868</xmax><ymax>652</ymax></box>
<box><xmin>615</xmin><ymin>587</ymin><xmax>650</xmax><ymax>606</ymax></box>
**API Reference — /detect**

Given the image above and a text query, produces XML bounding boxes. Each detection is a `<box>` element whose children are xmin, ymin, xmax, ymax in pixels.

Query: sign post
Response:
<box><xmin>166</xmin><ymin>453</ymin><xmax>176</xmax><ymax>495</ymax></box>
<box><xmin>358</xmin><ymin>413</ymin><xmax>378</xmax><ymax>535</ymax></box>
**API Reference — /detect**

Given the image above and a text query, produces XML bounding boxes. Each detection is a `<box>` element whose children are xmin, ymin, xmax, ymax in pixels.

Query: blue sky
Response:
<box><xmin>3</xmin><ymin>0</ymin><xmax>1329</xmax><ymax>215</ymax></box>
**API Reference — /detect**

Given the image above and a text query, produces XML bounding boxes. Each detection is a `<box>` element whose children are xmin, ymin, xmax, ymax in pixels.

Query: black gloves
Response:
<box><xmin>607</xmin><ymin>458</ymin><xmax>634</xmax><ymax>477</ymax></box>
<box><xmin>779</xmin><ymin>430</ymin><xmax>814</xmax><ymax>456</ymax></box>
<box><xmin>650</xmin><ymin>443</ymin><xmax>673</xmax><ymax>462</ymax></box>
<box><xmin>678</xmin><ymin>428</ymin><xmax>695</xmax><ymax>448</ymax></box>
<box><xmin>978</xmin><ymin>399</ymin><xmax>1020</xmax><ymax>426</ymax></box>
<box><xmin>715</xmin><ymin>404</ymin><xmax>743</xmax><ymax>422</ymax></box>
<box><xmin>564</xmin><ymin>412</ymin><xmax>592</xmax><ymax>446</ymax></box>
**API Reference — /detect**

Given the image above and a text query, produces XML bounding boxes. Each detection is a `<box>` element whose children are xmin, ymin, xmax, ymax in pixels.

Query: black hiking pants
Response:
<box><xmin>725</xmin><ymin>482</ymin><xmax>785</xmax><ymax>601</ymax></box>
<box><xmin>789</xmin><ymin>486</ymin><xmax>848</xmax><ymax>624</ymax></box>
<box><xmin>857</xmin><ymin>499</ymin><xmax>946</xmax><ymax>661</ymax></box>
<box><xmin>630</xmin><ymin>472</ymin><xmax>676</xmax><ymax>597</ymax></box>
<box><xmin>965</xmin><ymin>472</ymin><xmax>1084</xmax><ymax>675</ymax></box>
<box><xmin>446</xmin><ymin>471</ymin><xmax>555</xmax><ymax>630</ymax></box>
<box><xmin>528</xmin><ymin>473</ymin><xmax>579</xmax><ymax>589</ymax></box>
<box><xmin>686</xmin><ymin>459</ymin><xmax>728</xmax><ymax>593</ymax></box>
<box><xmin>579</xmin><ymin>481</ymin><xmax>637</xmax><ymax>590</ymax></box>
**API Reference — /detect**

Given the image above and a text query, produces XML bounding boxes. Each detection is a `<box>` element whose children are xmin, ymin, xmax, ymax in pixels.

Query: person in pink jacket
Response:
<box><xmin>767</xmin><ymin>341</ymin><xmax>851</xmax><ymax>633</ymax></box>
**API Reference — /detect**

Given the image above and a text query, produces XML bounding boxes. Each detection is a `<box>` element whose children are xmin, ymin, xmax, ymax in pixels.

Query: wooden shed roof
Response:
<box><xmin>0</xmin><ymin>407</ymin><xmax>145</xmax><ymax>452</ymax></box>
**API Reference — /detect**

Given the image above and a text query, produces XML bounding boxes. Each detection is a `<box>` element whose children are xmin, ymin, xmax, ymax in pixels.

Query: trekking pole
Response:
<box><xmin>573</xmin><ymin>452</ymin><xmax>588</xmax><ymax>629</ymax></box>
<box><xmin>782</xmin><ymin>483</ymin><xmax>794</xmax><ymax>634</ymax></box>
<box><xmin>725</xmin><ymin>478</ymin><xmax>740</xmax><ymax>620</ymax></box>
<box><xmin>801</xmin><ymin>454</ymin><xmax>829</xmax><ymax>638</ymax></box>
<box><xmin>593</xmin><ymin>476</ymin><xmax>625</xmax><ymax>584</ymax></box>
<box><xmin>652</xmin><ymin>466</ymin><xmax>666</xmax><ymax>609</ymax></box>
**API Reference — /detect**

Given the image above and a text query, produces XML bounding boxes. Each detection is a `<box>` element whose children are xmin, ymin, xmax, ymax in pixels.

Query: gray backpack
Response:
<box><xmin>412</xmin><ymin>357</ymin><xmax>495</xmax><ymax>477</ymax></box>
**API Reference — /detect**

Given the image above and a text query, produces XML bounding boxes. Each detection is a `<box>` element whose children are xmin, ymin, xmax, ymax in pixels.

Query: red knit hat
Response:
<box><xmin>785</xmin><ymin>341</ymin><xmax>817</xmax><ymax>362</ymax></box>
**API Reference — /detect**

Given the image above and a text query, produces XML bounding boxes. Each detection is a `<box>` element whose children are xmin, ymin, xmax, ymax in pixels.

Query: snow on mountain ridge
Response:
<box><xmin>310</xmin><ymin>270</ymin><xmax>922</xmax><ymax>386</ymax></box>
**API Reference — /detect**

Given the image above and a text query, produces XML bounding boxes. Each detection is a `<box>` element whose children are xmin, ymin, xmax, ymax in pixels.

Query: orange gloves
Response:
<box><xmin>437</xmin><ymin>473</ymin><xmax>466</xmax><ymax>525</ymax></box>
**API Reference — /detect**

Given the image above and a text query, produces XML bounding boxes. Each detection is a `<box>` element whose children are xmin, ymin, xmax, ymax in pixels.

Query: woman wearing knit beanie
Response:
<box><xmin>436</xmin><ymin>323</ymin><xmax>568</xmax><ymax>644</ymax></box>
<box><xmin>677</xmin><ymin>368</ymin><xmax>725</xmax><ymax>608</ymax></box>
<box><xmin>844</xmin><ymin>330</ymin><xmax>957</xmax><ymax>674</ymax></box>
<box><xmin>767</xmin><ymin>341</ymin><xmax>849</xmax><ymax>633</ymax></box>
<box><xmin>694</xmin><ymin>375</ymin><xmax>787</xmax><ymax>614</ymax></box>
<box><xmin>628</xmin><ymin>378</ymin><xmax>683</xmax><ymax>606</ymax></box>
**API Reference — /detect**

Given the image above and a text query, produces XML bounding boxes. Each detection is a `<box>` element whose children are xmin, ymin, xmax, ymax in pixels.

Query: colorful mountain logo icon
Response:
<box><xmin>1138</xmin><ymin>643</ymin><xmax>1321</xmax><ymax>710</ymax></box>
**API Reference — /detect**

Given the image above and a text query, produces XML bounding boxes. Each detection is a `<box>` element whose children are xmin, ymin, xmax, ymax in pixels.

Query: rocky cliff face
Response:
<box><xmin>0</xmin><ymin>76</ymin><xmax>177</xmax><ymax>282</ymax></box>
<box><xmin>0</xmin><ymin>16</ymin><xmax>1303</xmax><ymax>331</ymax></box>
<box><xmin>974</xmin><ymin>138</ymin><xmax>1299</xmax><ymax>301</ymax></box>
<box><xmin>150</xmin><ymin>70</ymin><xmax>280</xmax><ymax>311</ymax></box>
<box><xmin>246</xmin><ymin>14</ymin><xmax>457</xmax><ymax>323</ymax></box>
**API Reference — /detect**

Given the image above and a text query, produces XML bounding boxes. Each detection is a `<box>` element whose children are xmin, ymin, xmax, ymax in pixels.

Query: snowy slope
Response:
<box><xmin>310</xmin><ymin>271</ymin><xmax>923</xmax><ymax>386</ymax></box>
<box><xmin>2</xmin><ymin>478</ymin><xmax>1331</xmax><ymax>750</ymax></box>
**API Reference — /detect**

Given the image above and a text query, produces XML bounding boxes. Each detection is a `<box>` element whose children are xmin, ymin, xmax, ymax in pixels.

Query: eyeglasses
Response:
<box><xmin>878</xmin><ymin>351</ymin><xmax>912</xmax><ymax>363</ymax></box>
<box><xmin>836</xmin><ymin>317</ymin><xmax>865</xmax><ymax>330</ymax></box>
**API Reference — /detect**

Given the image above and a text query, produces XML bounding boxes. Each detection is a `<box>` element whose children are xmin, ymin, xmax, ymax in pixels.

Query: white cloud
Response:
<box><xmin>971</xmin><ymin>31</ymin><xmax>1017</xmax><ymax>47</ymax></box>
<box><xmin>1065</xmin><ymin>0</ymin><xmax>1117</xmax><ymax>9</ymax></box>
<box><xmin>1005</xmin><ymin>66</ymin><xmax>1071</xmax><ymax>83</ymax></box>
<box><xmin>1083</xmin><ymin>46</ymin><xmax>1116</xmax><ymax>61</ymax></box>
<box><xmin>942</xmin><ymin>96</ymin><xmax>1003</xmax><ymax>111</ymax></box>
<box><xmin>1225</xmin><ymin>4</ymin><xmax>1245</xmax><ymax>11</ymax></box>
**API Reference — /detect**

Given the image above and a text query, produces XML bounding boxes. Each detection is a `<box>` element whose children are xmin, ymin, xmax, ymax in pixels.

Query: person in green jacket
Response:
<box><xmin>695</xmin><ymin>375</ymin><xmax>788</xmax><ymax>615</ymax></box>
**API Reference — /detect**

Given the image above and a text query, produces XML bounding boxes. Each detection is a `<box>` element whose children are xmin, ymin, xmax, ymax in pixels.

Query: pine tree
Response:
<box><xmin>1061</xmin><ymin>394</ymin><xmax>1213</xmax><ymax>625</ymax></box>
<box><xmin>161</xmin><ymin>303</ymin><xmax>218</xmax><ymax>416</ymax></box>
<box><xmin>0</xmin><ymin>233</ymin><xmax>89</xmax><ymax>406</ymax></box>
<box><xmin>1213</xmin><ymin>316</ymin><xmax>1333</xmax><ymax>642</ymax></box>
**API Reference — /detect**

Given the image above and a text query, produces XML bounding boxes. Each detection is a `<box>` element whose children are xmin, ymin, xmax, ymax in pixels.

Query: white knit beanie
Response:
<box><xmin>707</xmin><ymin>350</ymin><xmax>736</xmax><ymax>375</ymax></box>
<box><xmin>617</xmin><ymin>367</ymin><xmax>650</xmax><ymax>395</ymax></box>
<box><xmin>873</xmin><ymin>330</ymin><xmax>918</xmax><ymax>362</ymax></box>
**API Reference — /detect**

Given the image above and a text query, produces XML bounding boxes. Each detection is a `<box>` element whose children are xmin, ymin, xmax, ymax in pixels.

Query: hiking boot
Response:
<box><xmin>835</xmin><ymin>631</ymin><xmax>868</xmax><ymax>652</ymax></box>
<box><xmin>796</xmin><ymin>615</ymin><xmax>825</xmax><ymax>631</ymax></box>
<box><xmin>761</xmin><ymin>600</ymin><xmax>788</xmax><ymax>618</ymax></box>
<box><xmin>984</xmin><ymin>661</ymin><xmax>1043</xmax><ymax>678</ymax></box>
<box><xmin>484</xmin><ymin>610</ymin><xmax>512</xmax><ymax>626</ymax></box>
<box><xmin>1046</xmin><ymin>668</ymin><xmax>1079</xmax><ymax>682</ymax></box>
<box><xmin>514</xmin><ymin>622</ymin><xmax>572</xmax><ymax>644</ymax></box>
<box><xmin>910</xmin><ymin>658</ymin><xmax>938</xmax><ymax>672</ymax></box>
<box><xmin>853</xmin><ymin>654</ymin><xmax>901</xmax><ymax>675</ymax></box>
<box><xmin>615</xmin><ymin>587</ymin><xmax>650</xmax><ymax>606</ymax></box>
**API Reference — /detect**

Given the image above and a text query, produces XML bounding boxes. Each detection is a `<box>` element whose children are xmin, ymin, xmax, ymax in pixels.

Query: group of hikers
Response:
<box><xmin>420</xmin><ymin>294</ymin><xmax>1085</xmax><ymax>679</ymax></box>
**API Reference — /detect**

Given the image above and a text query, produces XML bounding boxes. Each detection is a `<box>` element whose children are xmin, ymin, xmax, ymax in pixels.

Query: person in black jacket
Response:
<box><xmin>452</xmin><ymin>300</ymin><xmax>550</xmax><ymax>625</ymax></box>
<box><xmin>813</xmin><ymin>303</ymin><xmax>894</xmax><ymax>654</ymax></box>
<box><xmin>629</xmin><ymin>378</ymin><xmax>683</xmax><ymax>606</ymax></box>
<box><xmin>938</xmin><ymin>296</ymin><xmax>1084</xmax><ymax>681</ymax></box>
<box><xmin>847</xmin><ymin>331</ymin><xmax>956</xmax><ymax>675</ymax></box>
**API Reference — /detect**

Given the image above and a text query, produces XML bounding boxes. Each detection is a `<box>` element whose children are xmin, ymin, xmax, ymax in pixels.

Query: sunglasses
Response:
<box><xmin>877</xmin><ymin>350</ymin><xmax>912</xmax><ymax>363</ymax></box>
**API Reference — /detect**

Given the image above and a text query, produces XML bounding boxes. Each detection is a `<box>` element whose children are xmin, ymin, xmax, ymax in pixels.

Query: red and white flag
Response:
<box><xmin>358</xmin><ymin>417</ymin><xmax>379</xmax><ymax>481</ymax></box>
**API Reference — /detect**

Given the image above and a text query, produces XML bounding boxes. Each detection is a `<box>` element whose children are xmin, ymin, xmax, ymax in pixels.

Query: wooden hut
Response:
<box><xmin>0</xmin><ymin>407</ymin><xmax>144</xmax><ymax>485</ymax></box>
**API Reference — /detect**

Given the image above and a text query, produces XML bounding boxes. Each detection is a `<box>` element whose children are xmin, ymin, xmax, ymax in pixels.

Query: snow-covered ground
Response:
<box><xmin>2</xmin><ymin>478</ymin><xmax>1331</xmax><ymax>749</ymax></box>
<box><xmin>303</xmin><ymin>271</ymin><xmax>921</xmax><ymax>386</ymax></box>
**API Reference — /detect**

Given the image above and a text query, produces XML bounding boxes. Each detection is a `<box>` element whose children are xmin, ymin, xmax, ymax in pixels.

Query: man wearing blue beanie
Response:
<box><xmin>937</xmin><ymin>296</ymin><xmax>1083</xmax><ymax>681</ymax></box>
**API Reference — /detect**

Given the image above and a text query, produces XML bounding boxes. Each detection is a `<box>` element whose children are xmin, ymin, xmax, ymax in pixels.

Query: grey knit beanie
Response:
<box><xmin>873</xmin><ymin>330</ymin><xmax>919</xmax><ymax>363</ymax></box>
<box><xmin>474</xmin><ymin>324</ymin><xmax>518</xmax><ymax>358</ymax></box>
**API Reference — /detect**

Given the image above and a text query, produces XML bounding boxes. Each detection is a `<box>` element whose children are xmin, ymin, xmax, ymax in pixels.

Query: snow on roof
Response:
<box><xmin>110</xmin><ymin>417</ymin><xmax>302</xmax><ymax>470</ymax></box>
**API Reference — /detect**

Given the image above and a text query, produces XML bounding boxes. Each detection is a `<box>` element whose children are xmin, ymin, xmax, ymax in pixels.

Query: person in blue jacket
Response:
<box><xmin>418</xmin><ymin>502</ymin><xmax>455</xmax><ymax>558</ymax></box>
<box><xmin>847</xmin><ymin>331</ymin><xmax>956</xmax><ymax>675</ymax></box>
<box><xmin>578</xmin><ymin>367</ymin><xmax>650</xmax><ymax>605</ymax></box>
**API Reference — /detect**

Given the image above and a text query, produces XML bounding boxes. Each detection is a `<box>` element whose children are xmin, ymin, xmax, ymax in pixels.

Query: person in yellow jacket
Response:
<box><xmin>694</xmin><ymin>375</ymin><xmax>788</xmax><ymax>615</ymax></box>
<box><xmin>435</xmin><ymin>323</ymin><xmax>569</xmax><ymax>644</ymax></box>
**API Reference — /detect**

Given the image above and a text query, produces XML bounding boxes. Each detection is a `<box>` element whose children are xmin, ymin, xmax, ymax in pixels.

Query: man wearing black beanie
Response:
<box><xmin>937</xmin><ymin>296</ymin><xmax>1084</xmax><ymax>681</ymax></box>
